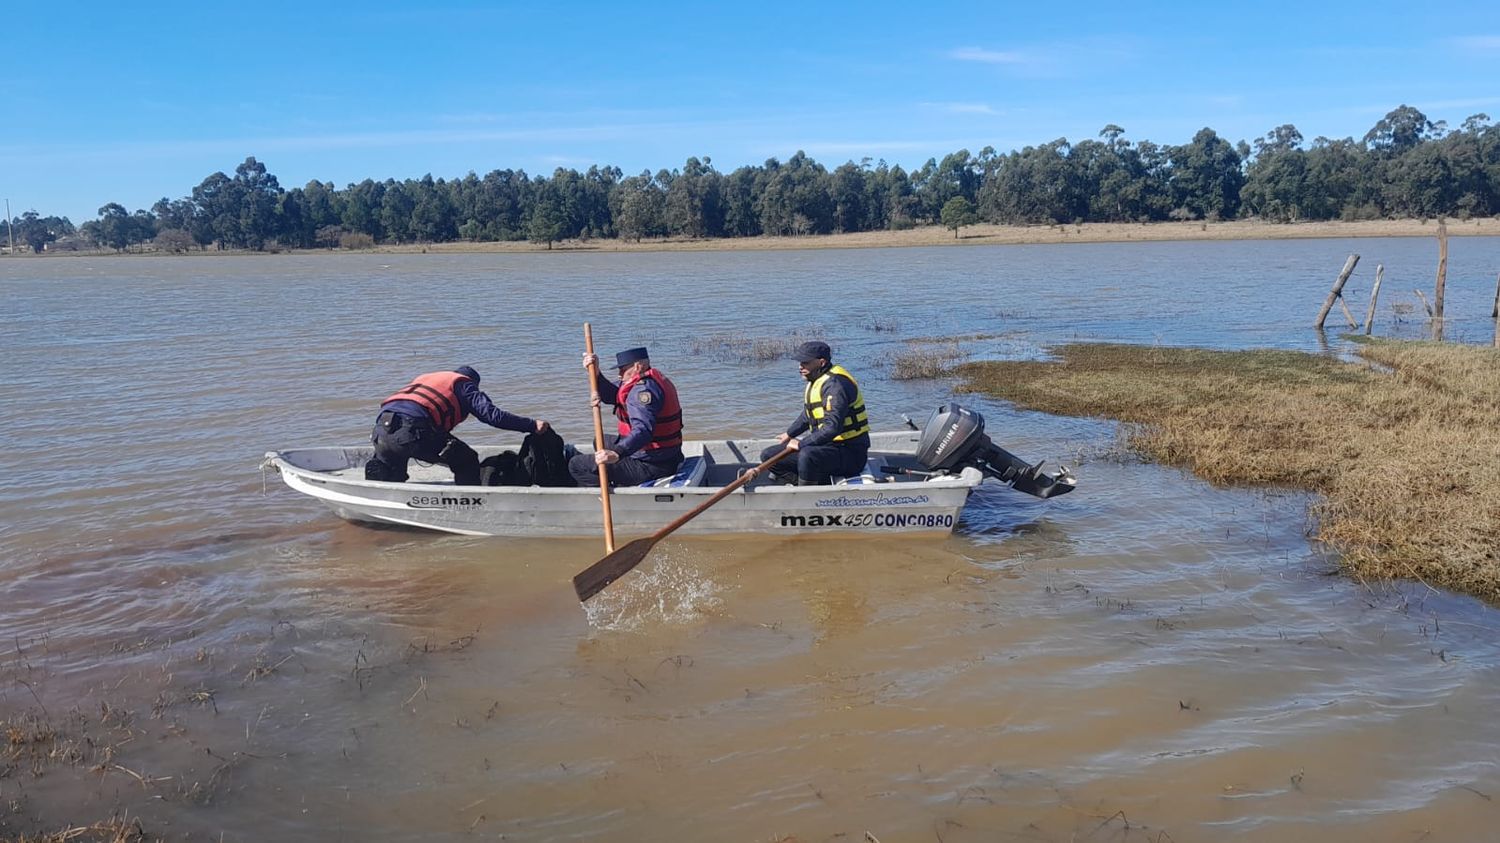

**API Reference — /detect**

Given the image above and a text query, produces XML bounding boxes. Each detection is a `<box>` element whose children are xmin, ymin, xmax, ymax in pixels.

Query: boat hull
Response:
<box><xmin>265</xmin><ymin>433</ymin><xmax>981</xmax><ymax>538</ymax></box>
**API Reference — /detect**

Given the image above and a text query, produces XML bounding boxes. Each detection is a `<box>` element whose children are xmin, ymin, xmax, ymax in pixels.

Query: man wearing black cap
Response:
<box><xmin>761</xmin><ymin>341</ymin><xmax>871</xmax><ymax>485</ymax></box>
<box><xmin>365</xmin><ymin>365</ymin><xmax>550</xmax><ymax>485</ymax></box>
<box><xmin>571</xmin><ymin>346</ymin><xmax>685</xmax><ymax>487</ymax></box>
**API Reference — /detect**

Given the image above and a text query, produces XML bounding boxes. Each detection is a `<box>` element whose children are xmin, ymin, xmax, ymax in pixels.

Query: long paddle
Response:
<box><xmin>572</xmin><ymin>446</ymin><xmax>795</xmax><ymax>602</ymax></box>
<box><xmin>583</xmin><ymin>323</ymin><xmax>615</xmax><ymax>553</ymax></box>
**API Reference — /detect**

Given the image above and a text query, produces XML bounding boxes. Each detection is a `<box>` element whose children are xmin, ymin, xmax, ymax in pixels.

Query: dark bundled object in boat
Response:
<box><xmin>479</xmin><ymin>429</ymin><xmax>576</xmax><ymax>487</ymax></box>
<box><xmin>478</xmin><ymin>451</ymin><xmax>529</xmax><ymax>486</ymax></box>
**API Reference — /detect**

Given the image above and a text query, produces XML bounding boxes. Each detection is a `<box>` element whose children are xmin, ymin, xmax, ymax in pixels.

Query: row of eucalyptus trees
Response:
<box><xmin>14</xmin><ymin>105</ymin><xmax>1500</xmax><ymax>252</ymax></box>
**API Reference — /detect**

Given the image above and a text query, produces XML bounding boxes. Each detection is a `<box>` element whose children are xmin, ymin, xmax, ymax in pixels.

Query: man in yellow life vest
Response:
<box><xmin>760</xmin><ymin>341</ymin><xmax>871</xmax><ymax>485</ymax></box>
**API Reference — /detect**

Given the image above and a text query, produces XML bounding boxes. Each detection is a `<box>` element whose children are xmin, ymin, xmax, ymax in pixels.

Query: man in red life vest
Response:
<box><xmin>365</xmin><ymin>365</ymin><xmax>549</xmax><ymax>485</ymax></box>
<box><xmin>571</xmin><ymin>346</ymin><xmax>685</xmax><ymax>487</ymax></box>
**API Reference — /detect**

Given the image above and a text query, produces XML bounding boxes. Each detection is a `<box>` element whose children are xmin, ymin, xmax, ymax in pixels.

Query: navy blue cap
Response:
<box><xmin>615</xmin><ymin>347</ymin><xmax>649</xmax><ymax>368</ymax></box>
<box><xmin>453</xmin><ymin>365</ymin><xmax>480</xmax><ymax>384</ymax></box>
<box><xmin>793</xmin><ymin>341</ymin><xmax>831</xmax><ymax>363</ymax></box>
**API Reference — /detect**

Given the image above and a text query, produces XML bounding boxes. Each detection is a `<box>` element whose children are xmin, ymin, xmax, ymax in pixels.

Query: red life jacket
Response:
<box><xmin>382</xmin><ymin>370</ymin><xmax>471</xmax><ymax>432</ymax></box>
<box><xmin>615</xmin><ymin>368</ymin><xmax>683</xmax><ymax>451</ymax></box>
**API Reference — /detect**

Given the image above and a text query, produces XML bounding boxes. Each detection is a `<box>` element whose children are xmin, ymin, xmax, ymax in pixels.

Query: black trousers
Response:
<box><xmin>760</xmin><ymin>438</ymin><xmax>869</xmax><ymax>485</ymax></box>
<box><xmin>365</xmin><ymin>411</ymin><xmax>480</xmax><ymax>485</ymax></box>
<box><xmin>568</xmin><ymin>436</ymin><xmax>679</xmax><ymax>487</ymax></box>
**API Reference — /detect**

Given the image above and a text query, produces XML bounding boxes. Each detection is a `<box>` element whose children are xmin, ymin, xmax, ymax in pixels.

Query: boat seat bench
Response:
<box><xmin>639</xmin><ymin>454</ymin><xmax>710</xmax><ymax>488</ymax></box>
<box><xmin>833</xmin><ymin>456</ymin><xmax>888</xmax><ymax>486</ymax></box>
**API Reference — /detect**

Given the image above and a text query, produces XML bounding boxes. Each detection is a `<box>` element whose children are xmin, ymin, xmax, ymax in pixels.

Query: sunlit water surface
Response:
<box><xmin>3</xmin><ymin>238</ymin><xmax>1500</xmax><ymax>841</ymax></box>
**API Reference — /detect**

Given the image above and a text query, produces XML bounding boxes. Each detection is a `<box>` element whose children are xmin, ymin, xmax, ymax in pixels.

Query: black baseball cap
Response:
<box><xmin>793</xmin><ymin>341</ymin><xmax>831</xmax><ymax>363</ymax></box>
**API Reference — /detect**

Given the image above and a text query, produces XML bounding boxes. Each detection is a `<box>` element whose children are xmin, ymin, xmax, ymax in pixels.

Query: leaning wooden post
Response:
<box><xmin>1363</xmin><ymin>264</ymin><xmax>1384</xmax><ymax>335</ymax></box>
<box><xmin>1434</xmin><ymin>220</ymin><xmax>1448</xmax><ymax>319</ymax></box>
<box><xmin>1344</xmin><ymin>291</ymin><xmax>1368</xmax><ymax>327</ymax></box>
<box><xmin>1337</xmin><ymin>295</ymin><xmax>1358</xmax><ymax>329</ymax></box>
<box><xmin>1414</xmin><ymin>289</ymin><xmax>1434</xmax><ymax>318</ymax></box>
<box><xmin>1315</xmin><ymin>253</ymin><xmax>1360</xmax><ymax>328</ymax></box>
<box><xmin>1490</xmin><ymin>271</ymin><xmax>1499</xmax><ymax>319</ymax></box>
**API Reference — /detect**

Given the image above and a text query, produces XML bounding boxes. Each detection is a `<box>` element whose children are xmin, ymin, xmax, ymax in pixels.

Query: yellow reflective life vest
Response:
<box><xmin>803</xmin><ymin>364</ymin><xmax>870</xmax><ymax>442</ymax></box>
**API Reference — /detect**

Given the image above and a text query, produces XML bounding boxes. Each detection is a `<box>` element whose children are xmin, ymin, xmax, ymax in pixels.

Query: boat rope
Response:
<box><xmin>258</xmin><ymin>455</ymin><xmax>277</xmax><ymax>495</ymax></box>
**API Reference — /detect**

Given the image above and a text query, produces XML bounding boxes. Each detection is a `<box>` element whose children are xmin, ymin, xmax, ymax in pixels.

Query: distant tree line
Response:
<box><xmin>8</xmin><ymin>105</ymin><xmax>1498</xmax><ymax>253</ymax></box>
<box><xmin>5</xmin><ymin>210</ymin><xmax>77</xmax><ymax>253</ymax></box>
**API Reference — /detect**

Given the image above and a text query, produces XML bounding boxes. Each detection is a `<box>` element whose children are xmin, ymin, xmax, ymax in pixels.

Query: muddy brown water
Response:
<box><xmin>4</xmin><ymin>240</ymin><xmax>1500</xmax><ymax>841</ymax></box>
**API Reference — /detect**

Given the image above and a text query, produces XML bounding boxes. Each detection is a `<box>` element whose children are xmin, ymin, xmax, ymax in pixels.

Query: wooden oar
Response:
<box><xmin>583</xmin><ymin>323</ymin><xmax>615</xmax><ymax>553</ymax></box>
<box><xmin>572</xmin><ymin>446</ymin><xmax>795</xmax><ymax>602</ymax></box>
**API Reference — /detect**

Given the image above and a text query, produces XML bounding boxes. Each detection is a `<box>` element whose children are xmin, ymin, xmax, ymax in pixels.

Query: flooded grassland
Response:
<box><xmin>959</xmin><ymin>339</ymin><xmax>1500</xmax><ymax>601</ymax></box>
<box><xmin>3</xmin><ymin>239</ymin><xmax>1500</xmax><ymax>841</ymax></box>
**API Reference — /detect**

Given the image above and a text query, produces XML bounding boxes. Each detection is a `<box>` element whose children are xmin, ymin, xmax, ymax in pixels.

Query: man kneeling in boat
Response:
<box><xmin>762</xmin><ymin>340</ymin><xmax>870</xmax><ymax>486</ymax></box>
<box><xmin>366</xmin><ymin>366</ymin><xmax>549</xmax><ymax>485</ymax></box>
<box><xmin>572</xmin><ymin>346</ymin><xmax>685</xmax><ymax>487</ymax></box>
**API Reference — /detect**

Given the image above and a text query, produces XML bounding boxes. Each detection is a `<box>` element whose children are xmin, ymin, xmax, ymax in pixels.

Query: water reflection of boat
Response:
<box><xmin>263</xmin><ymin>404</ymin><xmax>1074</xmax><ymax>538</ymax></box>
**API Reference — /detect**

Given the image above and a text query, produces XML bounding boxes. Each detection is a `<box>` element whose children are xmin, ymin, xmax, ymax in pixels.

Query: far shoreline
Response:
<box><xmin>408</xmin><ymin>217</ymin><xmax>1500</xmax><ymax>254</ymax></box>
<box><xmin>8</xmin><ymin>217</ymin><xmax>1498</xmax><ymax>258</ymax></box>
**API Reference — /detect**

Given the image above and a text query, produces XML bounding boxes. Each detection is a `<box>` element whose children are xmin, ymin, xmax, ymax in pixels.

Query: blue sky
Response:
<box><xmin>8</xmin><ymin>1</ymin><xmax>1500</xmax><ymax>223</ymax></box>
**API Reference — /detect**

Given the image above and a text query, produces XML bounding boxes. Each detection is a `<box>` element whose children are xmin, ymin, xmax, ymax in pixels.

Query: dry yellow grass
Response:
<box><xmin>360</xmin><ymin>217</ymin><xmax>1500</xmax><ymax>254</ymax></box>
<box><xmin>30</xmin><ymin>217</ymin><xmax>1494</xmax><ymax>258</ymax></box>
<box><xmin>883</xmin><ymin>342</ymin><xmax>968</xmax><ymax>380</ymax></box>
<box><xmin>1</xmin><ymin>707</ymin><xmax>153</xmax><ymax>841</ymax></box>
<box><xmin>0</xmin><ymin>817</ymin><xmax>148</xmax><ymax>843</ymax></box>
<box><xmin>957</xmin><ymin>340</ymin><xmax>1500</xmax><ymax>601</ymax></box>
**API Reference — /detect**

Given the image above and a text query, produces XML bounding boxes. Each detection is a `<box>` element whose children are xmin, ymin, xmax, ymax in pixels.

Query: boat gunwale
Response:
<box><xmin>264</xmin><ymin>446</ymin><xmax>984</xmax><ymax>498</ymax></box>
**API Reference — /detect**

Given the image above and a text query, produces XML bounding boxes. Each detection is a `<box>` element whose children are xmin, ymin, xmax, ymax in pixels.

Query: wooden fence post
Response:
<box><xmin>1492</xmin><ymin>271</ymin><xmax>1499</xmax><ymax>347</ymax></box>
<box><xmin>1338</xmin><ymin>294</ymin><xmax>1358</xmax><ymax>329</ymax></box>
<box><xmin>1315</xmin><ymin>254</ymin><xmax>1360</xmax><ymax>329</ymax></box>
<box><xmin>1414</xmin><ymin>289</ymin><xmax>1434</xmax><ymax>318</ymax></box>
<box><xmin>1363</xmin><ymin>264</ymin><xmax>1384</xmax><ymax>335</ymax></box>
<box><xmin>1434</xmin><ymin>220</ymin><xmax>1448</xmax><ymax>318</ymax></box>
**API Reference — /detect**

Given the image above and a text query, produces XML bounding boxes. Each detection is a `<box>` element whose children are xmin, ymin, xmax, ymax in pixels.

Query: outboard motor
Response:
<box><xmin>914</xmin><ymin>403</ymin><xmax>1076</xmax><ymax>499</ymax></box>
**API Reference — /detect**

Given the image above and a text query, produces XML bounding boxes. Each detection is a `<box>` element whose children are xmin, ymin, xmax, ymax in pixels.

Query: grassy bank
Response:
<box><xmin>957</xmin><ymin>340</ymin><xmax>1500</xmax><ymax>601</ymax></box>
<box><xmin>12</xmin><ymin>217</ymin><xmax>1499</xmax><ymax>259</ymax></box>
<box><xmin>368</xmin><ymin>217</ymin><xmax>1500</xmax><ymax>253</ymax></box>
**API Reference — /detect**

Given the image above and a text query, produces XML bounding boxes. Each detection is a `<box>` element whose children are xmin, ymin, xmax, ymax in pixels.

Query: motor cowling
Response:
<box><xmin>915</xmin><ymin>403</ymin><xmax>1075</xmax><ymax>499</ymax></box>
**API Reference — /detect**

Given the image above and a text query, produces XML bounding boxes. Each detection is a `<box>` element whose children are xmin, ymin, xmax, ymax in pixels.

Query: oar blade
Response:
<box><xmin>573</xmin><ymin>538</ymin><xmax>657</xmax><ymax>602</ymax></box>
<box><xmin>569</xmin><ymin>447</ymin><xmax>792</xmax><ymax>603</ymax></box>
